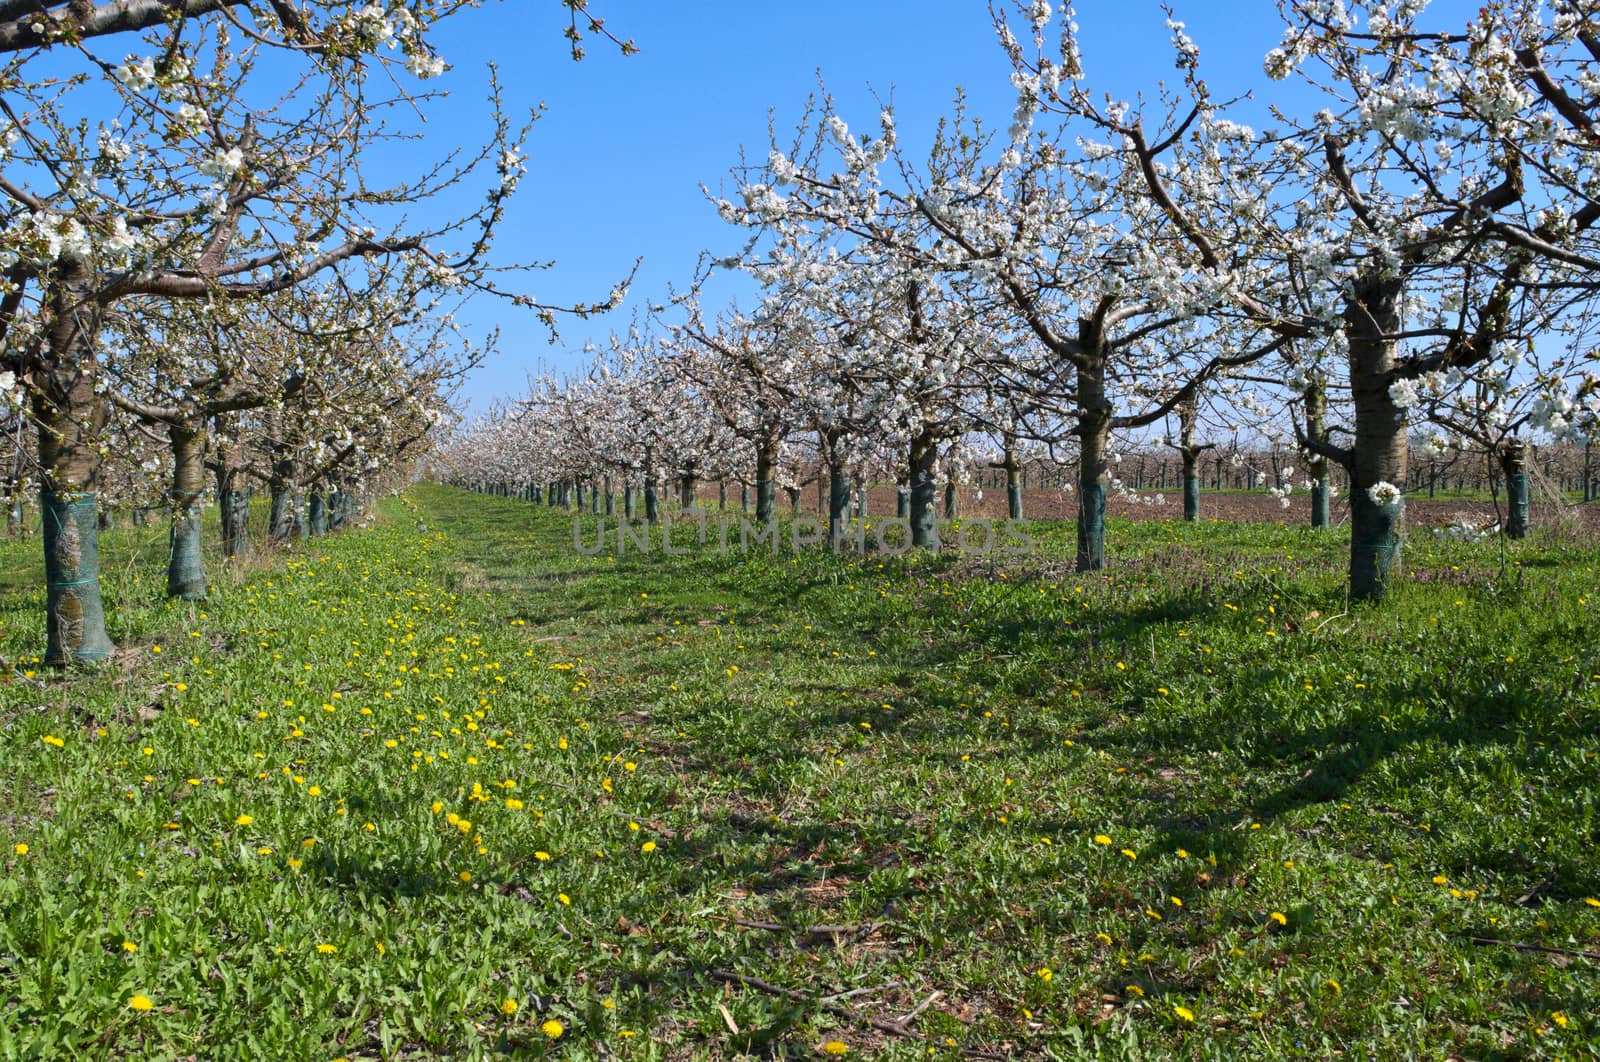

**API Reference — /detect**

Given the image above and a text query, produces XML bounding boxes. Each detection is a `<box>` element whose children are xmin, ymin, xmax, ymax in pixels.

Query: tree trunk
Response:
<box><xmin>1003</xmin><ymin>438</ymin><xmax>1023</xmax><ymax>520</ymax></box>
<box><xmin>163</xmin><ymin>424</ymin><xmax>208</xmax><ymax>600</ymax></box>
<box><xmin>1076</xmin><ymin>355</ymin><xmax>1112</xmax><ymax>573</ymax></box>
<box><xmin>828</xmin><ymin>461</ymin><xmax>850</xmax><ymax>550</ymax></box>
<box><xmin>269</xmin><ymin>456</ymin><xmax>297</xmax><ymax>543</ymax></box>
<box><xmin>1501</xmin><ymin>439</ymin><xmax>1529</xmax><ymax>539</ymax></box>
<box><xmin>36</xmin><ymin>260</ymin><xmax>115</xmax><ymax>665</ymax></box>
<box><xmin>1305</xmin><ymin>375</ymin><xmax>1331</xmax><ymax>529</ymax></box>
<box><xmin>1182</xmin><ymin>450</ymin><xmax>1200</xmax><ymax>522</ymax></box>
<box><xmin>307</xmin><ymin>488</ymin><xmax>328</xmax><ymax>537</ymax></box>
<box><xmin>909</xmin><ymin>431</ymin><xmax>939</xmax><ymax>549</ymax></box>
<box><xmin>755</xmin><ymin>433</ymin><xmax>779</xmax><ymax>523</ymax></box>
<box><xmin>1347</xmin><ymin>278</ymin><xmax>1406</xmax><ymax>601</ymax></box>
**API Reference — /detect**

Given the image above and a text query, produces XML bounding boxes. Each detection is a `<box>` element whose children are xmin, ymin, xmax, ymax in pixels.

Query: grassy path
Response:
<box><xmin>2</xmin><ymin>485</ymin><xmax>1598</xmax><ymax>1058</ymax></box>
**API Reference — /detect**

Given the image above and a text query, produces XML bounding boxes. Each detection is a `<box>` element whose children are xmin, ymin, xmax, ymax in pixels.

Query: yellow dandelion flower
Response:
<box><xmin>821</xmin><ymin>1042</ymin><xmax>849</xmax><ymax>1056</ymax></box>
<box><xmin>540</xmin><ymin>1019</ymin><xmax>564</xmax><ymax>1039</ymax></box>
<box><xmin>500</xmin><ymin>998</ymin><xmax>519</xmax><ymax>1016</ymax></box>
<box><xmin>1093</xmin><ymin>834</ymin><xmax>1112</xmax><ymax>846</ymax></box>
<box><xmin>128</xmin><ymin>995</ymin><xmax>154</xmax><ymax>1012</ymax></box>
<box><xmin>235</xmin><ymin>814</ymin><xmax>253</xmax><ymax>826</ymax></box>
<box><xmin>316</xmin><ymin>943</ymin><xmax>337</xmax><ymax>954</ymax></box>
<box><xmin>1269</xmin><ymin>911</ymin><xmax>1287</xmax><ymax>926</ymax></box>
<box><xmin>1173</xmin><ymin>1004</ymin><xmax>1195</xmax><ymax>1022</ymax></box>
<box><xmin>13</xmin><ymin>843</ymin><xmax>27</xmax><ymax>856</ymax></box>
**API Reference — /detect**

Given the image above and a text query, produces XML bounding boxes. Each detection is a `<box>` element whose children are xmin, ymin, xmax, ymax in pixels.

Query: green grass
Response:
<box><xmin>2</xmin><ymin>485</ymin><xmax>1598</xmax><ymax>1059</ymax></box>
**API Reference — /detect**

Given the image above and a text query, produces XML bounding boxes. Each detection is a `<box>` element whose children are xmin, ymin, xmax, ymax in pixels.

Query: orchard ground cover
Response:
<box><xmin>0</xmin><ymin>485</ymin><xmax>1597</xmax><ymax>1060</ymax></box>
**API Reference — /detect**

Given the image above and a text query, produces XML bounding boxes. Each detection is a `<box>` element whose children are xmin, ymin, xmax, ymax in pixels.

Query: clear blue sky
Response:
<box><xmin>414</xmin><ymin>1</ymin><xmax>1461</xmax><ymax>412</ymax></box>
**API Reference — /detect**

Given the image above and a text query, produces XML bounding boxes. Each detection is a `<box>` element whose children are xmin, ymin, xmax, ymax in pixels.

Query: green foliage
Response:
<box><xmin>1</xmin><ymin>487</ymin><xmax>1597</xmax><ymax>1058</ymax></box>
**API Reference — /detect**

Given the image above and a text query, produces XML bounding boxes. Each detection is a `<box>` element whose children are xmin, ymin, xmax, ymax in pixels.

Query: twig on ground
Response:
<box><xmin>821</xmin><ymin>981</ymin><xmax>900</xmax><ymax>1003</ymax></box>
<box><xmin>899</xmin><ymin>991</ymin><xmax>943</xmax><ymax>1026</ymax></box>
<box><xmin>709</xmin><ymin>970</ymin><xmax>1008</xmax><ymax>1060</ymax></box>
<box><xmin>727</xmin><ymin>917</ymin><xmax>888</xmax><ymax>939</ymax></box>
<box><xmin>1465</xmin><ymin>936</ymin><xmax>1600</xmax><ymax>961</ymax></box>
<box><xmin>1514</xmin><ymin>876</ymin><xmax>1553</xmax><ymax>907</ymax></box>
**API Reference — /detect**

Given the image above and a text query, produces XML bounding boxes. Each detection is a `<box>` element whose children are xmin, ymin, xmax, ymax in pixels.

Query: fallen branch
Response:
<box><xmin>1465</xmin><ymin>936</ymin><xmax>1600</xmax><ymax>961</ymax></box>
<box><xmin>822</xmin><ymin>981</ymin><xmax>901</xmax><ymax>1003</ymax></box>
<box><xmin>727</xmin><ymin>917</ymin><xmax>888</xmax><ymax>939</ymax></box>
<box><xmin>709</xmin><ymin>970</ymin><xmax>1008</xmax><ymax>1060</ymax></box>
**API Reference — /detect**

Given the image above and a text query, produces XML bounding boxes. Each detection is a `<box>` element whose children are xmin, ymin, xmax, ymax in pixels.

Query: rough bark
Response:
<box><xmin>1501</xmin><ymin>439</ymin><xmax>1529</xmax><ymax>539</ymax></box>
<box><xmin>1076</xmin><ymin>355</ymin><xmax>1112</xmax><ymax>573</ymax></box>
<box><xmin>1347</xmin><ymin>277</ymin><xmax>1406</xmax><ymax>601</ymax></box>
<box><xmin>166</xmin><ymin>424</ymin><xmax>208</xmax><ymax>600</ymax></box>
<box><xmin>36</xmin><ymin>258</ymin><xmax>114</xmax><ymax>664</ymax></box>
<box><xmin>754</xmin><ymin>435</ymin><xmax>779</xmax><ymax>524</ymax></box>
<box><xmin>828</xmin><ymin>461</ymin><xmax>850</xmax><ymax>550</ymax></box>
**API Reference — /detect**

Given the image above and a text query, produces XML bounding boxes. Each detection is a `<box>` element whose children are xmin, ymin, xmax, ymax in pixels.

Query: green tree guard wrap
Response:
<box><xmin>1076</xmin><ymin>481</ymin><xmax>1107</xmax><ymax>572</ymax></box>
<box><xmin>1311</xmin><ymin>479</ymin><xmax>1330</xmax><ymax>529</ymax></box>
<box><xmin>308</xmin><ymin>492</ymin><xmax>328</xmax><ymax>536</ymax></box>
<box><xmin>644</xmin><ymin>483</ymin><xmax>659</xmax><ymax>523</ymax></box>
<box><xmin>328</xmin><ymin>491</ymin><xmax>346</xmax><ymax>532</ymax></box>
<box><xmin>756</xmin><ymin>479</ymin><xmax>776</xmax><ymax>524</ymax></box>
<box><xmin>269</xmin><ymin>488</ymin><xmax>294</xmax><ymax>542</ymax></box>
<box><xmin>167</xmin><ymin>490</ymin><xmax>207</xmax><ymax>601</ymax></box>
<box><xmin>910</xmin><ymin>467</ymin><xmax>939</xmax><ymax>550</ymax></box>
<box><xmin>1349</xmin><ymin>489</ymin><xmax>1402</xmax><ymax>602</ymax></box>
<box><xmin>896</xmin><ymin>486</ymin><xmax>910</xmax><ymax>519</ymax></box>
<box><xmin>624</xmin><ymin>486</ymin><xmax>636</xmax><ymax>520</ymax></box>
<box><xmin>829</xmin><ymin>472</ymin><xmax>851</xmax><ymax>549</ymax></box>
<box><xmin>1183</xmin><ymin>477</ymin><xmax>1200</xmax><ymax>522</ymax></box>
<box><xmin>42</xmin><ymin>492</ymin><xmax>114</xmax><ymax>665</ymax></box>
<box><xmin>739</xmin><ymin>485</ymin><xmax>749</xmax><ymax>514</ymax></box>
<box><xmin>1506</xmin><ymin>473</ymin><xmax>1529</xmax><ymax>538</ymax></box>
<box><xmin>943</xmin><ymin>480</ymin><xmax>957</xmax><ymax>520</ymax></box>
<box><xmin>1007</xmin><ymin>477</ymin><xmax>1023</xmax><ymax>520</ymax></box>
<box><xmin>220</xmin><ymin>489</ymin><xmax>249</xmax><ymax>558</ymax></box>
